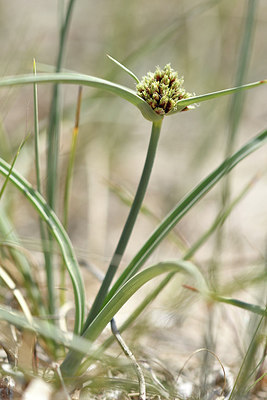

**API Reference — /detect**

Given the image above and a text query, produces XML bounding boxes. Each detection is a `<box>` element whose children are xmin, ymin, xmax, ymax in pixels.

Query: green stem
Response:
<box><xmin>45</xmin><ymin>0</ymin><xmax>77</xmax><ymax>317</ymax></box>
<box><xmin>47</xmin><ymin>0</ymin><xmax>77</xmax><ymax>209</ymax></box>
<box><xmin>82</xmin><ymin>119</ymin><xmax>163</xmax><ymax>333</ymax></box>
<box><xmin>33</xmin><ymin>60</ymin><xmax>52</xmax><ymax>317</ymax></box>
<box><xmin>60</xmin><ymin>86</ymin><xmax>82</xmax><ymax>307</ymax></box>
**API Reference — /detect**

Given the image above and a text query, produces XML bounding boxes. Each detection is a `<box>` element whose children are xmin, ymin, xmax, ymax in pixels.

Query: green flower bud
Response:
<box><xmin>136</xmin><ymin>64</ymin><xmax>192</xmax><ymax>115</ymax></box>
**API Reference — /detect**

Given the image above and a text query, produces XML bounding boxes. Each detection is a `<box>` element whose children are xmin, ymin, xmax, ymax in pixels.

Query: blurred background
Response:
<box><xmin>0</xmin><ymin>0</ymin><xmax>266</xmax><ymax>380</ymax></box>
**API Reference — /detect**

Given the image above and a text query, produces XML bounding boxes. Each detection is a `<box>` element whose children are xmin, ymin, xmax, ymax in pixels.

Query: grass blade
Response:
<box><xmin>78</xmin><ymin>273</ymin><xmax>173</xmax><ymax>375</ymax></box>
<box><xmin>0</xmin><ymin>306</ymin><xmax>94</xmax><ymax>356</ymax></box>
<box><xmin>60</xmin><ymin>260</ymin><xmax>208</xmax><ymax>376</ymax></box>
<box><xmin>33</xmin><ymin>59</ymin><xmax>42</xmax><ymax>194</ymax></box>
<box><xmin>173</xmin><ymin>79</ymin><xmax>267</xmax><ymax>112</ymax></box>
<box><xmin>226</xmin><ymin>0</ymin><xmax>258</xmax><ymax>154</ymax></box>
<box><xmin>107</xmin><ymin>54</ymin><xmax>140</xmax><ymax>83</ymax></box>
<box><xmin>215</xmin><ymin>0</ymin><xmax>259</xmax><ymax>280</ymax></box>
<box><xmin>77</xmin><ymin>176</ymin><xmax>259</xmax><ymax>374</ymax></box>
<box><xmin>63</xmin><ymin>86</ymin><xmax>82</xmax><ymax>229</ymax></box>
<box><xmin>0</xmin><ymin>72</ymin><xmax>161</xmax><ymax>122</ymax></box>
<box><xmin>212</xmin><ymin>296</ymin><xmax>266</xmax><ymax>317</ymax></box>
<box><xmin>105</xmin><ymin>128</ymin><xmax>267</xmax><ymax>303</ymax></box>
<box><xmin>0</xmin><ymin>159</ymin><xmax>85</xmax><ymax>334</ymax></box>
<box><xmin>45</xmin><ymin>0</ymin><xmax>78</xmax><ymax>319</ymax></box>
<box><xmin>33</xmin><ymin>59</ymin><xmax>55</xmax><ymax>317</ymax></box>
<box><xmin>60</xmin><ymin>86</ymin><xmax>82</xmax><ymax>306</ymax></box>
<box><xmin>100</xmin><ymin>177</ymin><xmax>258</xmax><ymax>348</ymax></box>
<box><xmin>46</xmin><ymin>0</ymin><xmax>77</xmax><ymax>210</ymax></box>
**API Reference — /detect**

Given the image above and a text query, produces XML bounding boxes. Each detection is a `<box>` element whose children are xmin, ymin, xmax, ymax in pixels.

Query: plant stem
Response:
<box><xmin>33</xmin><ymin>59</ymin><xmax>52</xmax><ymax>318</ymax></box>
<box><xmin>47</xmin><ymin>0</ymin><xmax>76</xmax><ymax>210</ymax></box>
<box><xmin>82</xmin><ymin>119</ymin><xmax>163</xmax><ymax>333</ymax></box>
<box><xmin>45</xmin><ymin>0</ymin><xmax>77</xmax><ymax>317</ymax></box>
<box><xmin>60</xmin><ymin>86</ymin><xmax>82</xmax><ymax>307</ymax></box>
<box><xmin>111</xmin><ymin>318</ymin><xmax>146</xmax><ymax>400</ymax></box>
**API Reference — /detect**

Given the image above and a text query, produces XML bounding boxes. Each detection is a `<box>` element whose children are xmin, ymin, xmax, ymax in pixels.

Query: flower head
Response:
<box><xmin>136</xmin><ymin>64</ymin><xmax>192</xmax><ymax>116</ymax></box>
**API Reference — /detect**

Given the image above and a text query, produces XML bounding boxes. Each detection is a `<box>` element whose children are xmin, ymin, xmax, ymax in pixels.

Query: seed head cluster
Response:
<box><xmin>136</xmin><ymin>64</ymin><xmax>192</xmax><ymax>115</ymax></box>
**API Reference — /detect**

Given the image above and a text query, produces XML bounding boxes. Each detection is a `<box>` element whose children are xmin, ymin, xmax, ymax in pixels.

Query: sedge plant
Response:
<box><xmin>0</xmin><ymin>58</ymin><xmax>266</xmax><ymax>399</ymax></box>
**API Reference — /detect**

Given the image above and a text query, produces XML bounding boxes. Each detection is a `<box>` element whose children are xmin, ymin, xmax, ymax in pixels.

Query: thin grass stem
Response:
<box><xmin>111</xmin><ymin>318</ymin><xmax>146</xmax><ymax>400</ymax></box>
<box><xmin>82</xmin><ymin>119</ymin><xmax>163</xmax><ymax>333</ymax></box>
<box><xmin>33</xmin><ymin>59</ymin><xmax>54</xmax><ymax>317</ymax></box>
<box><xmin>33</xmin><ymin>59</ymin><xmax>42</xmax><ymax>194</ymax></box>
<box><xmin>60</xmin><ymin>86</ymin><xmax>82</xmax><ymax>306</ymax></box>
<box><xmin>213</xmin><ymin>0</ymin><xmax>259</xmax><ymax>285</ymax></box>
<box><xmin>47</xmin><ymin>0</ymin><xmax>77</xmax><ymax>209</ymax></box>
<box><xmin>45</xmin><ymin>0</ymin><xmax>77</xmax><ymax>319</ymax></box>
<box><xmin>0</xmin><ymin>137</ymin><xmax>28</xmax><ymax>200</ymax></box>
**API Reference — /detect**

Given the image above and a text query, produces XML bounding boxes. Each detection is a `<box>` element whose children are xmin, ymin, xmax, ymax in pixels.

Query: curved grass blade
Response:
<box><xmin>60</xmin><ymin>86</ymin><xmax>82</xmax><ymax>307</ymax></box>
<box><xmin>0</xmin><ymin>72</ymin><xmax>161</xmax><ymax>122</ymax></box>
<box><xmin>172</xmin><ymin>79</ymin><xmax>267</xmax><ymax>112</ymax></box>
<box><xmin>212</xmin><ymin>295</ymin><xmax>266</xmax><ymax>317</ymax></box>
<box><xmin>0</xmin><ymin>306</ymin><xmax>95</xmax><ymax>356</ymax></box>
<box><xmin>105</xmin><ymin>128</ymin><xmax>267</xmax><ymax>303</ymax></box>
<box><xmin>84</xmin><ymin>176</ymin><xmax>258</xmax><ymax>363</ymax></box>
<box><xmin>0</xmin><ymin>158</ymin><xmax>85</xmax><ymax>334</ymax></box>
<box><xmin>60</xmin><ymin>260</ymin><xmax>208</xmax><ymax>375</ymax></box>
<box><xmin>78</xmin><ymin>274</ymin><xmax>173</xmax><ymax>375</ymax></box>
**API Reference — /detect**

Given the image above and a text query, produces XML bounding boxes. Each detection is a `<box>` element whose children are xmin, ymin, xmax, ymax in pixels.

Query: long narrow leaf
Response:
<box><xmin>107</xmin><ymin>54</ymin><xmax>140</xmax><ymax>83</ymax></box>
<box><xmin>173</xmin><ymin>79</ymin><xmax>267</xmax><ymax>112</ymax></box>
<box><xmin>60</xmin><ymin>260</ymin><xmax>208</xmax><ymax>375</ymax></box>
<box><xmin>0</xmin><ymin>306</ymin><xmax>95</xmax><ymax>356</ymax></box>
<box><xmin>33</xmin><ymin>60</ymin><xmax>54</xmax><ymax>317</ymax></box>
<box><xmin>46</xmin><ymin>0</ymin><xmax>77</xmax><ymax>210</ymax></box>
<box><xmin>0</xmin><ymin>159</ymin><xmax>85</xmax><ymax>334</ymax></box>
<box><xmin>0</xmin><ymin>73</ymin><xmax>161</xmax><ymax>122</ymax></box>
<box><xmin>106</xmin><ymin>128</ymin><xmax>267</xmax><ymax>303</ymax></box>
<box><xmin>213</xmin><ymin>295</ymin><xmax>266</xmax><ymax>316</ymax></box>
